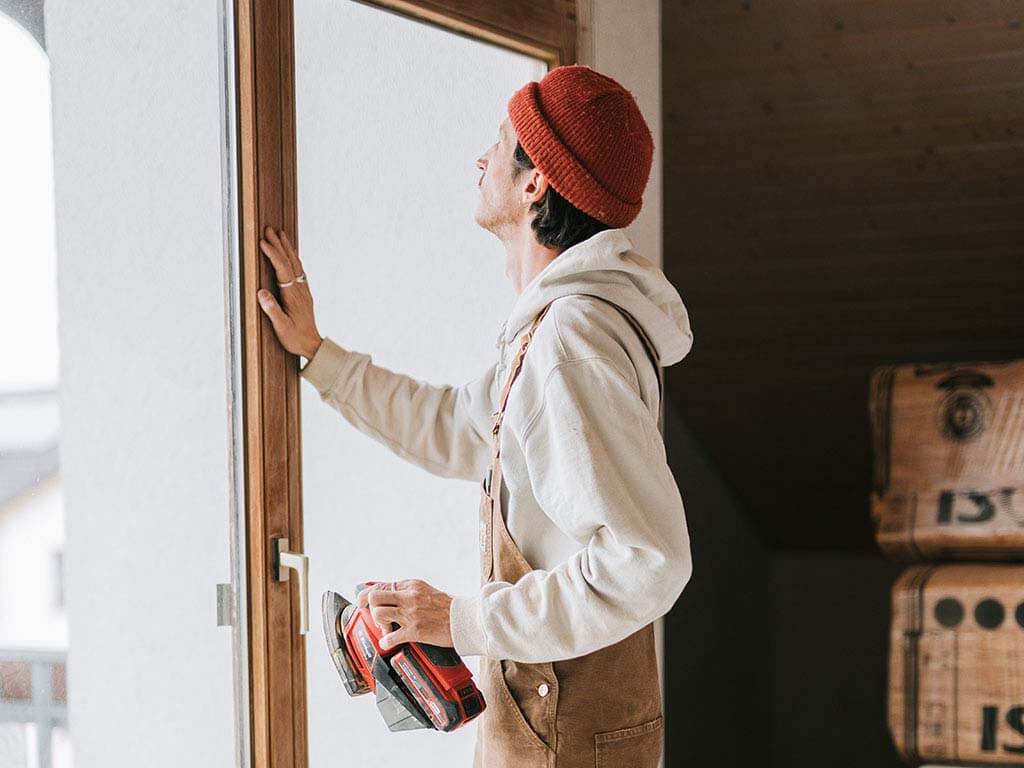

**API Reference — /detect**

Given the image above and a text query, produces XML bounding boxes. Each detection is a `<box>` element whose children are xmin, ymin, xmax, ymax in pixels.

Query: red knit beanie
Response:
<box><xmin>507</xmin><ymin>64</ymin><xmax>654</xmax><ymax>229</ymax></box>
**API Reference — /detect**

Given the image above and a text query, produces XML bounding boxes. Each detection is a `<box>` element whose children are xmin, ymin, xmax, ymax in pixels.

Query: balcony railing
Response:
<box><xmin>0</xmin><ymin>648</ymin><xmax>68</xmax><ymax>768</ymax></box>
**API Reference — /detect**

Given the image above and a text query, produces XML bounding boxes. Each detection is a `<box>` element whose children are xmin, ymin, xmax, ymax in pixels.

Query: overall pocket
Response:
<box><xmin>594</xmin><ymin>713</ymin><xmax>664</xmax><ymax>768</ymax></box>
<box><xmin>497</xmin><ymin>659</ymin><xmax>557</xmax><ymax>753</ymax></box>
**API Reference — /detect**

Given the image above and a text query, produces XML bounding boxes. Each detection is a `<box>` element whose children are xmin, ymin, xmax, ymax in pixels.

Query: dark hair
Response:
<box><xmin>512</xmin><ymin>140</ymin><xmax>610</xmax><ymax>252</ymax></box>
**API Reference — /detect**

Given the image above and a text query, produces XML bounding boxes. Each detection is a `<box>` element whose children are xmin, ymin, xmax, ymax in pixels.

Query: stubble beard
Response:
<box><xmin>475</xmin><ymin>192</ymin><xmax>517</xmax><ymax>238</ymax></box>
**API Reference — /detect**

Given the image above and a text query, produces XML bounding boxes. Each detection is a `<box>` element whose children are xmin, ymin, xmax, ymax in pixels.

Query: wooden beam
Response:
<box><xmin>236</xmin><ymin>0</ymin><xmax>306</xmax><ymax>765</ymax></box>
<box><xmin>353</xmin><ymin>0</ymin><xmax>576</xmax><ymax>66</ymax></box>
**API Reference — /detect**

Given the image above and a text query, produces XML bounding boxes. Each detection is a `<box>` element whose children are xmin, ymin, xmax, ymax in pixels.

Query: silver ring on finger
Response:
<box><xmin>278</xmin><ymin>278</ymin><xmax>295</xmax><ymax>288</ymax></box>
<box><xmin>295</xmin><ymin>273</ymin><xmax>307</xmax><ymax>283</ymax></box>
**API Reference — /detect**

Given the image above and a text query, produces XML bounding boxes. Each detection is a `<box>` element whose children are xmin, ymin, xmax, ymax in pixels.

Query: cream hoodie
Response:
<box><xmin>299</xmin><ymin>228</ymin><xmax>694</xmax><ymax>663</ymax></box>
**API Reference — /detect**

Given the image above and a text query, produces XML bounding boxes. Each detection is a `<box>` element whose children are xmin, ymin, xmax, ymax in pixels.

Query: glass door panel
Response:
<box><xmin>294</xmin><ymin>1</ymin><xmax>545</xmax><ymax>764</ymax></box>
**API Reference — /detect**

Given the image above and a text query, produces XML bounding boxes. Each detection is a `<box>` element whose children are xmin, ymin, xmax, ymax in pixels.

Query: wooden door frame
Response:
<box><xmin>233</xmin><ymin>1</ymin><xmax>576</xmax><ymax>765</ymax></box>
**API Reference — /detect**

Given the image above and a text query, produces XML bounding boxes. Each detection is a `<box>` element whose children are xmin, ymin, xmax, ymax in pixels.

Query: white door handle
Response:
<box><xmin>273</xmin><ymin>537</ymin><xmax>309</xmax><ymax>635</ymax></box>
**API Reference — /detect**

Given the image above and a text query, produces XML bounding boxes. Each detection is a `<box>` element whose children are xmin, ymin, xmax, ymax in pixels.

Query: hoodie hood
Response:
<box><xmin>501</xmin><ymin>228</ymin><xmax>693</xmax><ymax>366</ymax></box>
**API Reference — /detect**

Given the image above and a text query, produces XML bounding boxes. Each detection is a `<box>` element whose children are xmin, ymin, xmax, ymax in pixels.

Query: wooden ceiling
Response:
<box><xmin>661</xmin><ymin>0</ymin><xmax>1024</xmax><ymax>549</ymax></box>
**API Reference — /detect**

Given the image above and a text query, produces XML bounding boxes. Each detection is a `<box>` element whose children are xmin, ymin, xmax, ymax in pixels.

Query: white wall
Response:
<box><xmin>583</xmin><ymin>0</ymin><xmax>662</xmax><ymax>271</ymax></box>
<box><xmin>45</xmin><ymin>2</ymin><xmax>236</xmax><ymax>766</ymax></box>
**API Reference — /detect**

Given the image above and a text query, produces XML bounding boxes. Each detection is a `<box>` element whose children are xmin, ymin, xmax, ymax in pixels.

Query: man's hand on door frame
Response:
<box><xmin>257</xmin><ymin>226</ymin><xmax>324</xmax><ymax>360</ymax></box>
<box><xmin>358</xmin><ymin>578</ymin><xmax>455</xmax><ymax>649</ymax></box>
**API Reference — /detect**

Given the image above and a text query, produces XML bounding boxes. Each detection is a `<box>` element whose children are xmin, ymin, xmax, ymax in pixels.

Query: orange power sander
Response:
<box><xmin>321</xmin><ymin>582</ymin><xmax>486</xmax><ymax>732</ymax></box>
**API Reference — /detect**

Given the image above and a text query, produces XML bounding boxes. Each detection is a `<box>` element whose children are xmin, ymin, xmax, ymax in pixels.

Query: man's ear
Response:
<box><xmin>522</xmin><ymin>168</ymin><xmax>549</xmax><ymax>205</ymax></box>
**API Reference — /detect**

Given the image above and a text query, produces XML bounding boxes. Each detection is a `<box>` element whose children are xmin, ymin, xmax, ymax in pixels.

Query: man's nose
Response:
<box><xmin>476</xmin><ymin>157</ymin><xmax>486</xmax><ymax>172</ymax></box>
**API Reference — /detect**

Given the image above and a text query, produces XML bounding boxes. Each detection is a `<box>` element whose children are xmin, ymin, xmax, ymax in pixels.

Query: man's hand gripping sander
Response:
<box><xmin>321</xmin><ymin>583</ymin><xmax>486</xmax><ymax>732</ymax></box>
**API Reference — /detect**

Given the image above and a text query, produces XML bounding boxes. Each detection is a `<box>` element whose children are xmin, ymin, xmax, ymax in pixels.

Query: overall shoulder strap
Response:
<box><xmin>491</xmin><ymin>301</ymin><xmax>554</xmax><ymax>444</ymax></box>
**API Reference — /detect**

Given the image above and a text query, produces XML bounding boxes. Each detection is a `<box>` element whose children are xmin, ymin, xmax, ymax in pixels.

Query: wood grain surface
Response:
<box><xmin>662</xmin><ymin>0</ymin><xmax>1024</xmax><ymax>550</ymax></box>
<box><xmin>870</xmin><ymin>359</ymin><xmax>1024</xmax><ymax>559</ymax></box>
<box><xmin>889</xmin><ymin>564</ymin><xmax>1024</xmax><ymax>764</ymax></box>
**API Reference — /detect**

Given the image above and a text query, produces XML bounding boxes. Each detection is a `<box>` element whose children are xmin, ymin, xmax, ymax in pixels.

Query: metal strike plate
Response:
<box><xmin>273</xmin><ymin>537</ymin><xmax>309</xmax><ymax>635</ymax></box>
<box><xmin>216</xmin><ymin>583</ymin><xmax>233</xmax><ymax>627</ymax></box>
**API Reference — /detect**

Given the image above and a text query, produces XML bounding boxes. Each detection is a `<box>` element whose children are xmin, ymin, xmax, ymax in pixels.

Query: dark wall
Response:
<box><xmin>661</xmin><ymin>0</ymin><xmax>1024</xmax><ymax>550</ymax></box>
<box><xmin>662</xmin><ymin>398</ymin><xmax>773</xmax><ymax>766</ymax></box>
<box><xmin>660</xmin><ymin>1</ymin><xmax>1023</xmax><ymax>765</ymax></box>
<box><xmin>770</xmin><ymin>552</ymin><xmax>905</xmax><ymax>766</ymax></box>
<box><xmin>662</xmin><ymin>396</ymin><xmax>906</xmax><ymax>767</ymax></box>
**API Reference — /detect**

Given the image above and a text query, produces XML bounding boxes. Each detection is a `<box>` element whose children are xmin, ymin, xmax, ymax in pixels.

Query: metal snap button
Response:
<box><xmin>537</xmin><ymin>682</ymin><xmax>549</xmax><ymax>697</ymax></box>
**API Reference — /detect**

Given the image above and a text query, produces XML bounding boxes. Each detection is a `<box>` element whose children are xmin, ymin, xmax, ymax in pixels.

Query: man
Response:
<box><xmin>256</xmin><ymin>64</ymin><xmax>693</xmax><ymax>768</ymax></box>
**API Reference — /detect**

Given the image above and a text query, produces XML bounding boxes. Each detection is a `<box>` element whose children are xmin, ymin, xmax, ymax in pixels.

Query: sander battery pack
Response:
<box><xmin>322</xmin><ymin>583</ymin><xmax>486</xmax><ymax>732</ymax></box>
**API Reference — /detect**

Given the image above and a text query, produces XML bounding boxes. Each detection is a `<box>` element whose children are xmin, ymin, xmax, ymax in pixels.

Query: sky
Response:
<box><xmin>0</xmin><ymin>15</ymin><xmax>59</xmax><ymax>393</ymax></box>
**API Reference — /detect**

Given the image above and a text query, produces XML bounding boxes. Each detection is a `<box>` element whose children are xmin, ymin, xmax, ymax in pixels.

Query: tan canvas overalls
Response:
<box><xmin>472</xmin><ymin>299</ymin><xmax>665</xmax><ymax>768</ymax></box>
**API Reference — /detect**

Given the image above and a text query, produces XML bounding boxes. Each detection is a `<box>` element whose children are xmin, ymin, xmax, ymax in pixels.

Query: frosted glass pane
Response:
<box><xmin>294</xmin><ymin>2</ymin><xmax>546</xmax><ymax>766</ymax></box>
<box><xmin>0</xmin><ymin>17</ymin><xmax>70</xmax><ymax>768</ymax></box>
<box><xmin>15</xmin><ymin>1</ymin><xmax>239</xmax><ymax>763</ymax></box>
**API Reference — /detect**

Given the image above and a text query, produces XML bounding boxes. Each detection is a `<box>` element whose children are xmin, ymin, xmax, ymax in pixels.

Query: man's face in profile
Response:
<box><xmin>474</xmin><ymin>117</ymin><xmax>521</xmax><ymax>234</ymax></box>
